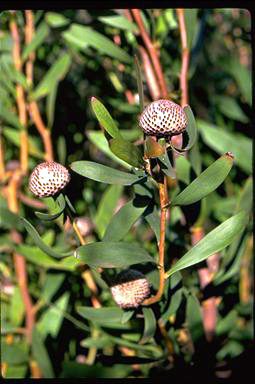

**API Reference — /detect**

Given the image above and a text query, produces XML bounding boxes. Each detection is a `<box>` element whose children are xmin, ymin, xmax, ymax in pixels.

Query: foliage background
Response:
<box><xmin>0</xmin><ymin>8</ymin><xmax>253</xmax><ymax>379</ymax></box>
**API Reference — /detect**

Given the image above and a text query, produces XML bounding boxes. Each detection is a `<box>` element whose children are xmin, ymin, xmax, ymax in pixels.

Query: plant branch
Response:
<box><xmin>131</xmin><ymin>9</ymin><xmax>168</xmax><ymax>98</ymax></box>
<box><xmin>10</xmin><ymin>12</ymin><xmax>28</xmax><ymax>174</ymax></box>
<box><xmin>143</xmin><ymin>175</ymin><xmax>168</xmax><ymax>305</ymax></box>
<box><xmin>176</xmin><ymin>9</ymin><xmax>189</xmax><ymax>108</ymax></box>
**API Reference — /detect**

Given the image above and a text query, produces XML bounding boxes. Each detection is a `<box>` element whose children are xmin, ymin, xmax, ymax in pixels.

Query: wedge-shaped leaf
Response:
<box><xmin>98</xmin><ymin>15</ymin><xmax>138</xmax><ymax>32</ymax></box>
<box><xmin>158</xmin><ymin>150</ymin><xmax>175</xmax><ymax>178</ymax></box>
<box><xmin>236</xmin><ymin>176</ymin><xmax>253</xmax><ymax>214</ymax></box>
<box><xmin>121</xmin><ymin>310</ymin><xmax>135</xmax><ymax>324</ymax></box>
<box><xmin>172</xmin><ymin>152</ymin><xmax>234</xmax><ymax>206</ymax></box>
<box><xmin>10</xmin><ymin>286</ymin><xmax>25</xmax><ymax>327</ymax></box>
<box><xmin>2</xmin><ymin>127</ymin><xmax>44</xmax><ymax>158</ymax></box>
<box><xmin>95</xmin><ymin>184</ymin><xmax>123</xmax><ymax>238</ymax></box>
<box><xmin>31</xmin><ymin>53</ymin><xmax>71</xmax><ymax>100</ymax></box>
<box><xmin>77</xmin><ymin>306</ymin><xmax>127</xmax><ymax>325</ymax></box>
<box><xmin>103</xmin><ymin>199</ymin><xmax>146</xmax><ymax>242</ymax></box>
<box><xmin>198</xmin><ymin>119</ymin><xmax>252</xmax><ymax>174</ymax></box>
<box><xmin>87</xmin><ymin>131</ymin><xmax>132</xmax><ymax>170</ymax></box>
<box><xmin>22</xmin><ymin>22</ymin><xmax>49</xmax><ymax>62</ymax></box>
<box><xmin>107</xmin><ymin>334</ymin><xmax>163</xmax><ymax>357</ymax></box>
<box><xmin>46</xmin><ymin>12</ymin><xmax>70</xmax><ymax>28</ymax></box>
<box><xmin>31</xmin><ymin>329</ymin><xmax>54</xmax><ymax>378</ymax></box>
<box><xmin>75</xmin><ymin>241</ymin><xmax>156</xmax><ymax>268</ymax></box>
<box><xmin>91</xmin><ymin>97</ymin><xmax>121</xmax><ymax>139</ymax></box>
<box><xmin>70</xmin><ymin>161</ymin><xmax>144</xmax><ymax>185</ymax></box>
<box><xmin>110</xmin><ymin>136</ymin><xmax>143</xmax><ymax>168</ymax></box>
<box><xmin>165</xmin><ymin>210</ymin><xmax>248</xmax><ymax>279</ymax></box>
<box><xmin>161</xmin><ymin>288</ymin><xmax>184</xmax><ymax>324</ymax></box>
<box><xmin>62</xmin><ymin>24</ymin><xmax>131</xmax><ymax>63</ymax></box>
<box><xmin>140</xmin><ymin>308</ymin><xmax>157</xmax><ymax>344</ymax></box>
<box><xmin>171</xmin><ymin>105</ymin><xmax>197</xmax><ymax>152</ymax></box>
<box><xmin>214</xmin><ymin>95</ymin><xmax>249</xmax><ymax>123</ymax></box>
<box><xmin>0</xmin><ymin>106</ymin><xmax>23</xmax><ymax>129</ymax></box>
<box><xmin>189</xmin><ymin>140</ymin><xmax>202</xmax><ymax>176</ymax></box>
<box><xmin>35</xmin><ymin>194</ymin><xmax>66</xmax><ymax>221</ymax></box>
<box><xmin>21</xmin><ymin>218</ymin><xmax>72</xmax><ymax>258</ymax></box>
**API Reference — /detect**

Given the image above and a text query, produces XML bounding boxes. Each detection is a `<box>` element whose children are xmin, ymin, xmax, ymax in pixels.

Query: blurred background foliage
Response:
<box><xmin>0</xmin><ymin>8</ymin><xmax>253</xmax><ymax>379</ymax></box>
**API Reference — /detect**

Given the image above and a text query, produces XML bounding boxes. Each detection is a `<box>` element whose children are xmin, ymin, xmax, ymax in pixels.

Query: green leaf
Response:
<box><xmin>214</xmin><ymin>95</ymin><xmax>249</xmax><ymax>123</ymax></box>
<box><xmin>161</xmin><ymin>288</ymin><xmax>183</xmax><ymax>323</ymax></box>
<box><xmin>17</xmin><ymin>244</ymin><xmax>77</xmax><ymax>270</ymax></box>
<box><xmin>30</xmin><ymin>53</ymin><xmax>71</xmax><ymax>100</ymax></box>
<box><xmin>75</xmin><ymin>241</ymin><xmax>156</xmax><ymax>268</ymax></box>
<box><xmin>21</xmin><ymin>218</ymin><xmax>72</xmax><ymax>258</ymax></box>
<box><xmin>140</xmin><ymin>308</ymin><xmax>157</xmax><ymax>344</ymax></box>
<box><xmin>0</xmin><ymin>207</ymin><xmax>24</xmax><ymax>230</ymax></box>
<box><xmin>0</xmin><ymin>105</ymin><xmax>23</xmax><ymax>129</ymax></box>
<box><xmin>198</xmin><ymin>119</ymin><xmax>252</xmax><ymax>174</ymax></box>
<box><xmin>10</xmin><ymin>286</ymin><xmax>25</xmax><ymax>326</ymax></box>
<box><xmin>37</xmin><ymin>293</ymin><xmax>70</xmax><ymax>338</ymax></box>
<box><xmin>103</xmin><ymin>199</ymin><xmax>147</xmax><ymax>242</ymax></box>
<box><xmin>41</xmin><ymin>272</ymin><xmax>66</xmax><ymax>302</ymax></box>
<box><xmin>185</xmin><ymin>292</ymin><xmax>204</xmax><ymax>343</ymax></box>
<box><xmin>216</xmin><ymin>340</ymin><xmax>244</xmax><ymax>360</ymax></box>
<box><xmin>216</xmin><ymin>309</ymin><xmax>238</xmax><ymax>336</ymax></box>
<box><xmin>121</xmin><ymin>310</ymin><xmax>135</xmax><ymax>324</ymax></box>
<box><xmin>77</xmin><ymin>306</ymin><xmax>128</xmax><ymax>325</ymax></box>
<box><xmin>35</xmin><ymin>194</ymin><xmax>66</xmax><ymax>221</ymax></box>
<box><xmin>109</xmin><ymin>136</ymin><xmax>144</xmax><ymax>168</ymax></box>
<box><xmin>171</xmin><ymin>105</ymin><xmax>197</xmax><ymax>153</ymax></box>
<box><xmin>98</xmin><ymin>15</ymin><xmax>138</xmax><ymax>32</ymax></box>
<box><xmin>220</xmin><ymin>57</ymin><xmax>251</xmax><ymax>105</ymax></box>
<box><xmin>184</xmin><ymin>9</ymin><xmax>199</xmax><ymax>50</ymax></box>
<box><xmin>2</xmin><ymin>127</ymin><xmax>44</xmax><ymax>158</ymax></box>
<box><xmin>145</xmin><ymin>205</ymin><xmax>161</xmax><ymax>244</ymax></box>
<box><xmin>175</xmin><ymin>155</ymin><xmax>191</xmax><ymax>184</ymax></box>
<box><xmin>172</xmin><ymin>152</ymin><xmax>234</xmax><ymax>206</ymax></box>
<box><xmin>91</xmin><ymin>97</ymin><xmax>121</xmax><ymax>139</ymax></box>
<box><xmin>46</xmin><ymin>81</ymin><xmax>58</xmax><ymax>129</ymax></box>
<box><xmin>45</xmin><ymin>12</ymin><xmax>70</xmax><ymax>28</ymax></box>
<box><xmin>165</xmin><ymin>210</ymin><xmax>248</xmax><ymax>279</ymax></box>
<box><xmin>62</xmin><ymin>24</ymin><xmax>131</xmax><ymax>63</ymax></box>
<box><xmin>70</xmin><ymin>161</ymin><xmax>144</xmax><ymax>185</ymax></box>
<box><xmin>87</xmin><ymin>131</ymin><xmax>132</xmax><ymax>170</ymax></box>
<box><xmin>236</xmin><ymin>176</ymin><xmax>253</xmax><ymax>213</ymax></box>
<box><xmin>32</xmin><ymin>329</ymin><xmax>54</xmax><ymax>378</ymax></box>
<box><xmin>22</xmin><ymin>22</ymin><xmax>49</xmax><ymax>62</ymax></box>
<box><xmin>95</xmin><ymin>184</ymin><xmax>123</xmax><ymax>238</ymax></box>
<box><xmin>1</xmin><ymin>341</ymin><xmax>29</xmax><ymax>365</ymax></box>
<box><xmin>189</xmin><ymin>139</ymin><xmax>202</xmax><ymax>176</ymax></box>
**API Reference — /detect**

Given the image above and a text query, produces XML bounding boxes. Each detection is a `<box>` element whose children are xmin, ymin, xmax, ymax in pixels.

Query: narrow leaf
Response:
<box><xmin>140</xmin><ymin>308</ymin><xmax>157</xmax><ymax>344</ymax></box>
<box><xmin>165</xmin><ymin>210</ymin><xmax>248</xmax><ymax>279</ymax></box>
<box><xmin>91</xmin><ymin>97</ymin><xmax>121</xmax><ymax>139</ymax></box>
<box><xmin>77</xmin><ymin>306</ymin><xmax>127</xmax><ymax>325</ymax></box>
<box><xmin>172</xmin><ymin>152</ymin><xmax>234</xmax><ymax>206</ymax></box>
<box><xmin>22</xmin><ymin>22</ymin><xmax>49</xmax><ymax>62</ymax></box>
<box><xmin>110</xmin><ymin>136</ymin><xmax>143</xmax><ymax>168</ymax></box>
<box><xmin>95</xmin><ymin>184</ymin><xmax>123</xmax><ymax>238</ymax></box>
<box><xmin>87</xmin><ymin>131</ymin><xmax>132</xmax><ymax>170</ymax></box>
<box><xmin>21</xmin><ymin>218</ymin><xmax>72</xmax><ymax>258</ymax></box>
<box><xmin>98</xmin><ymin>15</ymin><xmax>138</xmax><ymax>32</ymax></box>
<box><xmin>3</xmin><ymin>127</ymin><xmax>44</xmax><ymax>158</ymax></box>
<box><xmin>35</xmin><ymin>194</ymin><xmax>66</xmax><ymax>221</ymax></box>
<box><xmin>198</xmin><ymin>119</ymin><xmax>252</xmax><ymax>174</ymax></box>
<box><xmin>70</xmin><ymin>161</ymin><xmax>144</xmax><ymax>185</ymax></box>
<box><xmin>31</xmin><ymin>329</ymin><xmax>54</xmax><ymax>378</ymax></box>
<box><xmin>31</xmin><ymin>53</ymin><xmax>71</xmax><ymax>100</ymax></box>
<box><xmin>75</xmin><ymin>241</ymin><xmax>155</xmax><ymax>268</ymax></box>
<box><xmin>62</xmin><ymin>24</ymin><xmax>131</xmax><ymax>63</ymax></box>
<box><xmin>103</xmin><ymin>199</ymin><xmax>146</xmax><ymax>242</ymax></box>
<box><xmin>46</xmin><ymin>12</ymin><xmax>70</xmax><ymax>28</ymax></box>
<box><xmin>171</xmin><ymin>105</ymin><xmax>197</xmax><ymax>152</ymax></box>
